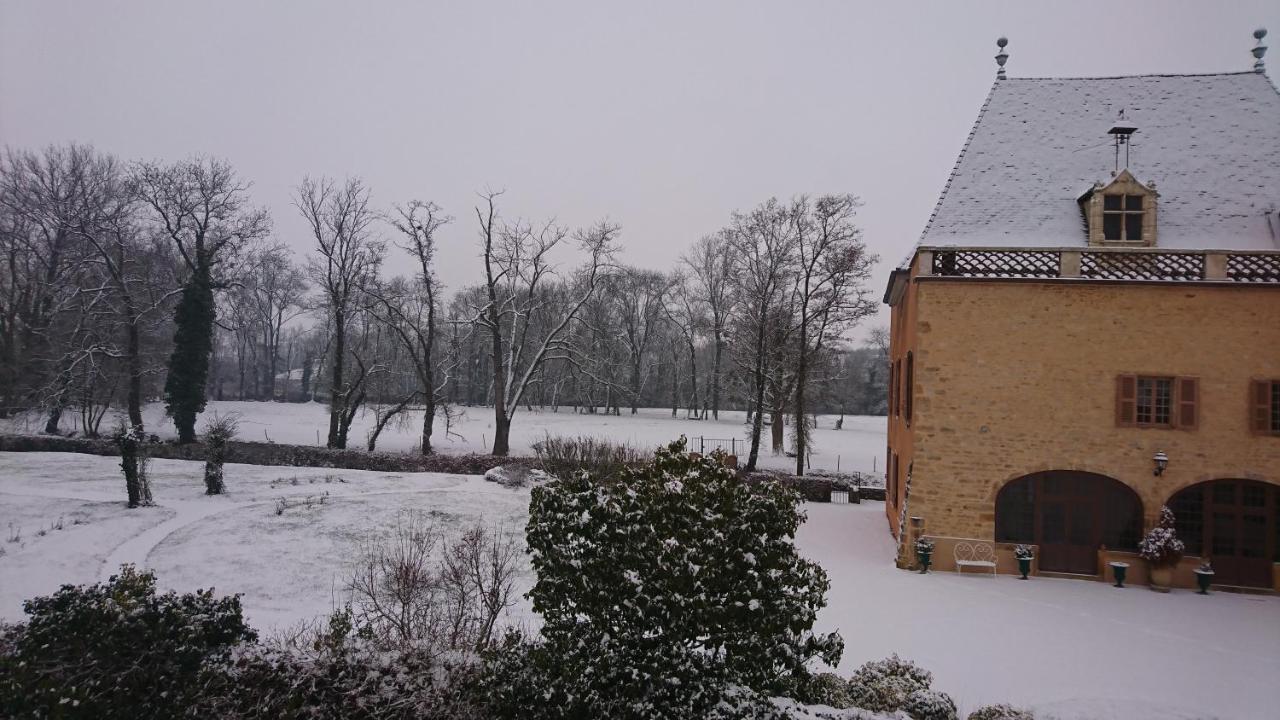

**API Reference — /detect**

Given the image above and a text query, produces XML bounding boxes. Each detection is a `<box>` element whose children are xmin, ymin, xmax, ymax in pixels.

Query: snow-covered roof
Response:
<box><xmin>917</xmin><ymin>72</ymin><xmax>1280</xmax><ymax>255</ymax></box>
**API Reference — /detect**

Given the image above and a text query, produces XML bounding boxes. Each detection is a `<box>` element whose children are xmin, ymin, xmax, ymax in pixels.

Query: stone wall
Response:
<box><xmin>901</xmin><ymin>277</ymin><xmax>1280</xmax><ymax>543</ymax></box>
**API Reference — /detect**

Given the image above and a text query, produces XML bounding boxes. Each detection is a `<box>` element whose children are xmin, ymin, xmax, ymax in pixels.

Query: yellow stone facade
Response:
<box><xmin>885</xmin><ymin>252</ymin><xmax>1280</xmax><ymax>587</ymax></box>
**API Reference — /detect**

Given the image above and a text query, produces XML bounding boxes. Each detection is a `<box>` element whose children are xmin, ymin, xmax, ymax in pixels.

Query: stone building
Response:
<box><xmin>882</xmin><ymin>35</ymin><xmax>1280</xmax><ymax>590</ymax></box>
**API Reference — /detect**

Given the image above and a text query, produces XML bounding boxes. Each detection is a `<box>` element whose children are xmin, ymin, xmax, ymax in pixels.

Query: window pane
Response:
<box><xmin>1241</xmin><ymin>515</ymin><xmax>1265</xmax><ymax>559</ymax></box>
<box><xmin>1213</xmin><ymin>482</ymin><xmax>1236</xmax><ymax>505</ymax></box>
<box><xmin>1126</xmin><ymin>195</ymin><xmax>1144</xmax><ymax>210</ymax></box>
<box><xmin>1153</xmin><ymin>378</ymin><xmax>1172</xmax><ymax>425</ymax></box>
<box><xmin>1212</xmin><ymin>512</ymin><xmax>1235</xmax><ymax>555</ymax></box>
<box><xmin>1103</xmin><ymin>214</ymin><xmax>1122</xmax><ymax>240</ymax></box>
<box><xmin>1104</xmin><ymin>195</ymin><xmax>1122</xmax><ymax>210</ymax></box>
<box><xmin>1170</xmin><ymin>488</ymin><xmax>1204</xmax><ymax>555</ymax></box>
<box><xmin>1125</xmin><ymin>213</ymin><xmax>1143</xmax><ymax>241</ymax></box>
<box><xmin>1136</xmin><ymin>378</ymin><xmax>1153</xmax><ymax>424</ymax></box>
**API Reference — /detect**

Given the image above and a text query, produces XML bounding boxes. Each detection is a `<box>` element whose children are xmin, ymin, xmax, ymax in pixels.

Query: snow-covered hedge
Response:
<box><xmin>966</xmin><ymin>704</ymin><xmax>1035</xmax><ymax>720</ymax></box>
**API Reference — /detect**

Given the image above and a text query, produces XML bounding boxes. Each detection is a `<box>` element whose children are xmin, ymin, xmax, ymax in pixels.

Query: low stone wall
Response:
<box><xmin>0</xmin><ymin>433</ymin><xmax>534</xmax><ymax>475</ymax></box>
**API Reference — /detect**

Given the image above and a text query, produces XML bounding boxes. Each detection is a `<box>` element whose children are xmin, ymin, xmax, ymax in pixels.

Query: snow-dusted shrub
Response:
<box><xmin>799</xmin><ymin>672</ymin><xmax>855</xmax><ymax>709</ymax></box>
<box><xmin>534</xmin><ymin>434</ymin><xmax>647</xmax><ymax>481</ymax></box>
<box><xmin>967</xmin><ymin>704</ymin><xmax>1035</xmax><ymax>720</ymax></box>
<box><xmin>520</xmin><ymin>437</ymin><xmax>843</xmax><ymax>717</ymax></box>
<box><xmin>197</xmin><ymin>635</ymin><xmax>484</xmax><ymax>719</ymax></box>
<box><xmin>1013</xmin><ymin>544</ymin><xmax>1033</xmax><ymax>560</ymax></box>
<box><xmin>483</xmin><ymin>464</ymin><xmax>552</xmax><ymax>488</ymax></box>
<box><xmin>845</xmin><ymin>654</ymin><xmax>934</xmax><ymax>713</ymax></box>
<box><xmin>202</xmin><ymin>413</ymin><xmax>239</xmax><ymax>495</ymax></box>
<box><xmin>904</xmin><ymin>688</ymin><xmax>958</xmax><ymax>720</ymax></box>
<box><xmin>1138</xmin><ymin>506</ymin><xmax>1185</xmax><ymax>567</ymax></box>
<box><xmin>0</xmin><ymin>564</ymin><xmax>253</xmax><ymax>718</ymax></box>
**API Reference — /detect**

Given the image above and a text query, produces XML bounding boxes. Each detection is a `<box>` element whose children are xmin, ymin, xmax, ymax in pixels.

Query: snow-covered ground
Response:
<box><xmin>0</xmin><ymin>400</ymin><xmax>888</xmax><ymax>475</ymax></box>
<box><xmin>1</xmin><ymin>452</ymin><xmax>1276</xmax><ymax>719</ymax></box>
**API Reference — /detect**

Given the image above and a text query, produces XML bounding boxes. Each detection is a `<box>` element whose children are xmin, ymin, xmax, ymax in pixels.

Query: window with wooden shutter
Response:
<box><xmin>1253</xmin><ymin>380</ymin><xmax>1279</xmax><ymax>435</ymax></box>
<box><xmin>1176</xmin><ymin>377</ymin><xmax>1198</xmax><ymax>429</ymax></box>
<box><xmin>1116</xmin><ymin>375</ymin><xmax>1137</xmax><ymax>426</ymax></box>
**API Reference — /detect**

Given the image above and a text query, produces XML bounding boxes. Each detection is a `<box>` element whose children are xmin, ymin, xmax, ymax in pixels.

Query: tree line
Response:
<box><xmin>0</xmin><ymin>144</ymin><xmax>886</xmax><ymax>473</ymax></box>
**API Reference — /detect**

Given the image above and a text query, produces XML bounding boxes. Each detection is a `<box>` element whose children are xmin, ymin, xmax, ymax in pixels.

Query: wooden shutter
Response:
<box><xmin>888</xmin><ymin>360</ymin><xmax>896</xmax><ymax>418</ymax></box>
<box><xmin>1252</xmin><ymin>380</ymin><xmax>1273</xmax><ymax>434</ymax></box>
<box><xmin>1176</xmin><ymin>377</ymin><xmax>1198</xmax><ymax>430</ymax></box>
<box><xmin>1116</xmin><ymin>374</ymin><xmax>1137</xmax><ymax>426</ymax></box>
<box><xmin>905</xmin><ymin>353</ymin><xmax>914</xmax><ymax>425</ymax></box>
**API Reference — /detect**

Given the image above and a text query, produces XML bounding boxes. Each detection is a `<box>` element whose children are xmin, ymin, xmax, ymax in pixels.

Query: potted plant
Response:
<box><xmin>1013</xmin><ymin>544</ymin><xmax>1034</xmax><ymax>579</ymax></box>
<box><xmin>915</xmin><ymin>537</ymin><xmax>935</xmax><ymax>574</ymax></box>
<box><xmin>1193</xmin><ymin>560</ymin><xmax>1214</xmax><ymax>595</ymax></box>
<box><xmin>1138</xmin><ymin>505</ymin><xmax>1185</xmax><ymax>593</ymax></box>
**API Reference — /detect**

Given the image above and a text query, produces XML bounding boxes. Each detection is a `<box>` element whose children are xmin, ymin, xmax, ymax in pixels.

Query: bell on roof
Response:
<box><xmin>1107</xmin><ymin>110</ymin><xmax>1138</xmax><ymax>172</ymax></box>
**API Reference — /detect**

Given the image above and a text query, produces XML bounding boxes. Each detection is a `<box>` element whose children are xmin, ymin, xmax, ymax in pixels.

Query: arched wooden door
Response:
<box><xmin>996</xmin><ymin>471</ymin><xmax>1143</xmax><ymax>575</ymax></box>
<box><xmin>1169</xmin><ymin>480</ymin><xmax>1278</xmax><ymax>588</ymax></box>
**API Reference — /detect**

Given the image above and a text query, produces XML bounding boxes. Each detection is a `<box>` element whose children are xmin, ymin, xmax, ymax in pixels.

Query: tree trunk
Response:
<box><xmin>771</xmin><ymin>410</ymin><xmax>785</xmax><ymax>454</ymax></box>
<box><xmin>125</xmin><ymin>304</ymin><xmax>144</xmax><ymax>431</ymax></box>
<box><xmin>327</xmin><ymin>318</ymin><xmax>345</xmax><ymax>448</ymax></box>
<box><xmin>745</xmin><ymin>323</ymin><xmax>768</xmax><ymax>471</ymax></box>
<box><xmin>492</xmin><ymin>414</ymin><xmax>510</xmax><ymax>456</ymax></box>
<box><xmin>712</xmin><ymin>330</ymin><xmax>723</xmax><ymax>420</ymax></box>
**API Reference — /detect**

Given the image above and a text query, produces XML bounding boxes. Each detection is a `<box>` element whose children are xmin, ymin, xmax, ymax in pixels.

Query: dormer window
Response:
<box><xmin>1080</xmin><ymin>169</ymin><xmax>1158</xmax><ymax>246</ymax></box>
<box><xmin>1103</xmin><ymin>194</ymin><xmax>1145</xmax><ymax>242</ymax></box>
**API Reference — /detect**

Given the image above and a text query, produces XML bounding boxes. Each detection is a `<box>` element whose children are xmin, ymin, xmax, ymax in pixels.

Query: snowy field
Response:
<box><xmin>0</xmin><ymin>400</ymin><xmax>888</xmax><ymax>475</ymax></box>
<box><xmin>2</xmin><ymin>452</ymin><xmax>1276</xmax><ymax>719</ymax></box>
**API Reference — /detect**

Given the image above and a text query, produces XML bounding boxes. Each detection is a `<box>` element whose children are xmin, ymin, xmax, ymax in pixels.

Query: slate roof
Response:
<box><xmin>916</xmin><ymin>72</ymin><xmax>1280</xmax><ymax>256</ymax></box>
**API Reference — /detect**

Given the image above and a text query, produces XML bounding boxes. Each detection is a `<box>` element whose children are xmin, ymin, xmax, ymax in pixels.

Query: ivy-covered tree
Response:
<box><xmin>134</xmin><ymin>158</ymin><xmax>269</xmax><ymax>443</ymax></box>
<box><xmin>521</xmin><ymin>437</ymin><xmax>843</xmax><ymax>717</ymax></box>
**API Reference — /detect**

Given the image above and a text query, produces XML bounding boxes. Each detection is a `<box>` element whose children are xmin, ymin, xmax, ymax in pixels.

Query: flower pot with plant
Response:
<box><xmin>1193</xmin><ymin>561</ymin><xmax>1214</xmax><ymax>595</ymax></box>
<box><xmin>1013</xmin><ymin>544</ymin><xmax>1034</xmax><ymax>579</ymax></box>
<box><xmin>915</xmin><ymin>537</ymin><xmax>935</xmax><ymax>574</ymax></box>
<box><xmin>1138</xmin><ymin>505</ymin><xmax>1185</xmax><ymax>593</ymax></box>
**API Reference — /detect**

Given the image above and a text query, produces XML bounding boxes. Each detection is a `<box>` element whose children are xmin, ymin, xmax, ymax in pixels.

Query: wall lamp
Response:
<box><xmin>1152</xmin><ymin>451</ymin><xmax>1169</xmax><ymax>476</ymax></box>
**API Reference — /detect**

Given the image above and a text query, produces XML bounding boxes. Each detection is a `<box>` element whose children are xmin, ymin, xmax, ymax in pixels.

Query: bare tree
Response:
<box><xmin>472</xmin><ymin>191</ymin><xmax>618</xmax><ymax>455</ymax></box>
<box><xmin>662</xmin><ymin>271</ymin><xmax>705</xmax><ymax>419</ymax></box>
<box><xmin>134</xmin><ymin>157</ymin><xmax>270</xmax><ymax>442</ymax></box>
<box><xmin>376</xmin><ymin>200</ymin><xmax>452</xmax><ymax>454</ymax></box>
<box><xmin>296</xmin><ymin>176</ymin><xmax>384</xmax><ymax>449</ymax></box>
<box><xmin>613</xmin><ymin>267</ymin><xmax>671</xmax><ymax>415</ymax></box>
<box><xmin>788</xmin><ymin>195</ymin><xmax>877</xmax><ymax>475</ymax></box>
<box><xmin>683</xmin><ymin>233</ymin><xmax>734</xmax><ymax>420</ymax></box>
<box><xmin>727</xmin><ymin>199</ymin><xmax>798</xmax><ymax>471</ymax></box>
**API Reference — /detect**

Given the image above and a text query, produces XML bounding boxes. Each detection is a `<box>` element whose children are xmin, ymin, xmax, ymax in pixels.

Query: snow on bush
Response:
<box><xmin>904</xmin><ymin>688</ymin><xmax>959</xmax><ymax>720</ymax></box>
<box><xmin>482</xmin><ymin>464</ymin><xmax>552</xmax><ymax>488</ymax></box>
<box><xmin>1138</xmin><ymin>505</ymin><xmax>1185</xmax><ymax>567</ymax></box>
<box><xmin>966</xmin><ymin>704</ymin><xmax>1035</xmax><ymax>720</ymax></box>
<box><xmin>845</xmin><ymin>653</ymin><xmax>934</xmax><ymax>714</ymax></box>
<box><xmin>0</xmin><ymin>564</ymin><xmax>254</xmax><ymax>718</ymax></box>
<box><xmin>514</xmin><ymin>436</ymin><xmax>843</xmax><ymax>717</ymax></box>
<box><xmin>533</xmin><ymin>434</ymin><xmax>648</xmax><ymax>481</ymax></box>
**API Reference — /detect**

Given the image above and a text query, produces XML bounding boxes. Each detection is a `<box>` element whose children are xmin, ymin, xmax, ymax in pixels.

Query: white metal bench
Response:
<box><xmin>954</xmin><ymin>541</ymin><xmax>997</xmax><ymax>577</ymax></box>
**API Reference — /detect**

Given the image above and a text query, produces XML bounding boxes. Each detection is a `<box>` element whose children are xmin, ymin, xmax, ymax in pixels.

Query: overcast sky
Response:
<box><xmin>2</xmin><ymin>1</ymin><xmax>1276</xmax><ymax>338</ymax></box>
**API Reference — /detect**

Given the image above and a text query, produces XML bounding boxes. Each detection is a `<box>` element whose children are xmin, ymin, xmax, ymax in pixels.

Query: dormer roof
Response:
<box><xmin>915</xmin><ymin>72</ymin><xmax>1280</xmax><ymax>258</ymax></box>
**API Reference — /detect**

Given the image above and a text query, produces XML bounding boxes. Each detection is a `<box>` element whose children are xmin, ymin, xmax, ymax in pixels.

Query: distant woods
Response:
<box><xmin>0</xmin><ymin>143</ymin><xmax>887</xmax><ymax>468</ymax></box>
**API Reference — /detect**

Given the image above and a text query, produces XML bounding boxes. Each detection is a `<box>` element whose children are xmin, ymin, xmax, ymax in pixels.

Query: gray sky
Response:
<box><xmin>2</xmin><ymin>1</ymin><xmax>1276</xmax><ymax>338</ymax></box>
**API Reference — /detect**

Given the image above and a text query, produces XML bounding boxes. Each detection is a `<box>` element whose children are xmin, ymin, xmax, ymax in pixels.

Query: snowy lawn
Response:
<box><xmin>0</xmin><ymin>400</ymin><xmax>888</xmax><ymax>475</ymax></box>
<box><xmin>1</xmin><ymin>452</ymin><xmax>1276</xmax><ymax>719</ymax></box>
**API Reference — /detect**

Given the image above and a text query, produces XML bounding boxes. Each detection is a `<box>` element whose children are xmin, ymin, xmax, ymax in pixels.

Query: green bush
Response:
<box><xmin>521</xmin><ymin>437</ymin><xmax>842</xmax><ymax>718</ymax></box>
<box><xmin>846</xmin><ymin>654</ymin><xmax>934</xmax><ymax>713</ymax></box>
<box><xmin>905</xmin><ymin>688</ymin><xmax>959</xmax><ymax>720</ymax></box>
<box><xmin>967</xmin><ymin>704</ymin><xmax>1035</xmax><ymax>720</ymax></box>
<box><xmin>0</xmin><ymin>565</ymin><xmax>254</xmax><ymax>719</ymax></box>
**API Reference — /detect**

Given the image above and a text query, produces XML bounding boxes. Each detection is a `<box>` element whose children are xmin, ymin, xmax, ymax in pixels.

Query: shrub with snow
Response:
<box><xmin>518</xmin><ymin>437</ymin><xmax>843</xmax><ymax>717</ymax></box>
<box><xmin>0</xmin><ymin>564</ymin><xmax>254</xmax><ymax>718</ymax></box>
<box><xmin>966</xmin><ymin>704</ymin><xmax>1035</xmax><ymax>720</ymax></box>
<box><xmin>1013</xmin><ymin>544</ymin><xmax>1033</xmax><ymax>560</ymax></box>
<box><xmin>904</xmin><ymin>688</ymin><xmax>959</xmax><ymax>720</ymax></box>
<box><xmin>1138</xmin><ymin>505</ymin><xmax>1185</xmax><ymax>567</ymax></box>
<box><xmin>483</xmin><ymin>464</ymin><xmax>552</xmax><ymax>488</ymax></box>
<box><xmin>845</xmin><ymin>654</ymin><xmax>934</xmax><ymax>713</ymax></box>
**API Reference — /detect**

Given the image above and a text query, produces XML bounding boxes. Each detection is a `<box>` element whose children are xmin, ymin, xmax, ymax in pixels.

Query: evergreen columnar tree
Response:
<box><xmin>134</xmin><ymin>158</ymin><xmax>270</xmax><ymax>443</ymax></box>
<box><xmin>523</xmin><ymin>438</ymin><xmax>843</xmax><ymax>715</ymax></box>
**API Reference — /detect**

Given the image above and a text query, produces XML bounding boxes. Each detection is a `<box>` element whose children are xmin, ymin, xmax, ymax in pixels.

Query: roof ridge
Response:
<box><xmin>916</xmin><ymin>80</ymin><xmax>1000</xmax><ymax>246</ymax></box>
<box><xmin>1004</xmin><ymin>71</ymin><xmax>1263</xmax><ymax>81</ymax></box>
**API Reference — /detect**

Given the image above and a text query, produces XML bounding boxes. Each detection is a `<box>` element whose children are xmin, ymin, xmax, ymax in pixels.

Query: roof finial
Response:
<box><xmin>995</xmin><ymin>37</ymin><xmax>1009</xmax><ymax>80</ymax></box>
<box><xmin>1253</xmin><ymin>28</ymin><xmax>1268</xmax><ymax>74</ymax></box>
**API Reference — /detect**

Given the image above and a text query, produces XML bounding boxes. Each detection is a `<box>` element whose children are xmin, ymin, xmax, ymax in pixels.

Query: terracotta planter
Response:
<box><xmin>1149</xmin><ymin>565</ymin><xmax>1174</xmax><ymax>592</ymax></box>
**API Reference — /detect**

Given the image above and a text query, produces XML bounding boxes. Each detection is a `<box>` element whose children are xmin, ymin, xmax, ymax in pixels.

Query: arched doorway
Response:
<box><xmin>996</xmin><ymin>471</ymin><xmax>1143</xmax><ymax>575</ymax></box>
<box><xmin>1168</xmin><ymin>479</ymin><xmax>1278</xmax><ymax>588</ymax></box>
